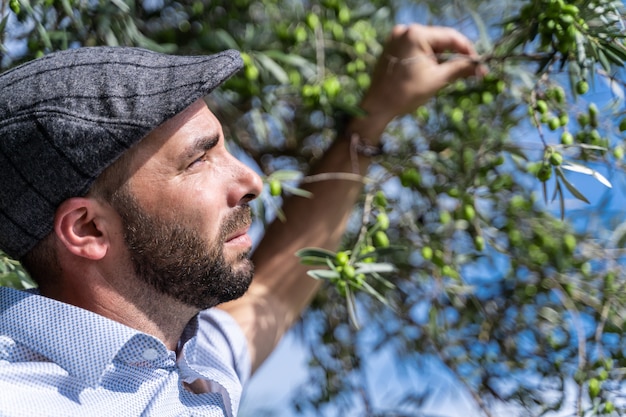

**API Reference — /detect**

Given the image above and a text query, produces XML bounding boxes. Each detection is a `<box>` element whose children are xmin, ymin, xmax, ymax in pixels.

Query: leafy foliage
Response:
<box><xmin>3</xmin><ymin>0</ymin><xmax>626</xmax><ymax>416</ymax></box>
<box><xmin>0</xmin><ymin>250</ymin><xmax>34</xmax><ymax>289</ymax></box>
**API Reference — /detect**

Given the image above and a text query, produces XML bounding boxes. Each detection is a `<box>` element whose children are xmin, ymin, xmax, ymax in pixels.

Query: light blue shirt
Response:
<box><xmin>0</xmin><ymin>287</ymin><xmax>251</xmax><ymax>416</ymax></box>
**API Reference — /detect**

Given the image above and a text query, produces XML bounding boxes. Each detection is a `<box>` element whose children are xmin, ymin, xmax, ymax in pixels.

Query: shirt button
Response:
<box><xmin>142</xmin><ymin>348</ymin><xmax>159</xmax><ymax>361</ymax></box>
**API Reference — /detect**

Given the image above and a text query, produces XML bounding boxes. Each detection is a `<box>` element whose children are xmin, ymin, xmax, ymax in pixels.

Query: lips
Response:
<box><xmin>225</xmin><ymin>226</ymin><xmax>250</xmax><ymax>243</ymax></box>
<box><xmin>221</xmin><ymin>205</ymin><xmax>253</xmax><ymax>249</ymax></box>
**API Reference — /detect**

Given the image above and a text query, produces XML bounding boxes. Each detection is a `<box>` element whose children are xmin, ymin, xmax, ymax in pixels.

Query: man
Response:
<box><xmin>0</xmin><ymin>24</ymin><xmax>482</xmax><ymax>416</ymax></box>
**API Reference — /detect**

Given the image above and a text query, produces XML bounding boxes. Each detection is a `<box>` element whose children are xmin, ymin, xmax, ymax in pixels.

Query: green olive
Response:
<box><xmin>536</xmin><ymin>100</ymin><xmax>548</xmax><ymax>114</ymax></box>
<box><xmin>463</xmin><ymin>204</ymin><xmax>476</xmax><ymax>221</ymax></box>
<box><xmin>373</xmin><ymin>231</ymin><xmax>390</xmax><ymax>248</ymax></box>
<box><xmin>335</xmin><ymin>251</ymin><xmax>349</xmax><ymax>266</ymax></box>
<box><xmin>342</xmin><ymin>264</ymin><xmax>356</xmax><ymax>280</ymax></box>
<box><xmin>560</xmin><ymin>131</ymin><xmax>574</xmax><ymax>145</ymax></box>
<box><xmin>588</xmin><ymin>378</ymin><xmax>601</xmax><ymax>398</ymax></box>
<box><xmin>474</xmin><ymin>236</ymin><xmax>485</xmax><ymax>251</ymax></box>
<box><xmin>421</xmin><ymin>246</ymin><xmax>433</xmax><ymax>260</ymax></box>
<box><xmin>576</xmin><ymin>80</ymin><xmax>589</xmax><ymax>95</ymax></box>
<box><xmin>269</xmin><ymin>180</ymin><xmax>282</xmax><ymax>196</ymax></box>
<box><xmin>537</xmin><ymin>164</ymin><xmax>552</xmax><ymax>182</ymax></box>
<box><xmin>549</xmin><ymin>151</ymin><xmax>563</xmax><ymax>166</ymax></box>
<box><xmin>376</xmin><ymin>213</ymin><xmax>390</xmax><ymax>231</ymax></box>
<box><xmin>548</xmin><ymin>117</ymin><xmax>561</xmax><ymax>131</ymax></box>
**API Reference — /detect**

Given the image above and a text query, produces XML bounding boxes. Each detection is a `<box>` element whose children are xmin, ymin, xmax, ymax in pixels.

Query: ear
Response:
<box><xmin>54</xmin><ymin>197</ymin><xmax>115</xmax><ymax>260</ymax></box>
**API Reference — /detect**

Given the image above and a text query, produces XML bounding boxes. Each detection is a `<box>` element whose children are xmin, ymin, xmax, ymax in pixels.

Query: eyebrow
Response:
<box><xmin>181</xmin><ymin>134</ymin><xmax>220</xmax><ymax>160</ymax></box>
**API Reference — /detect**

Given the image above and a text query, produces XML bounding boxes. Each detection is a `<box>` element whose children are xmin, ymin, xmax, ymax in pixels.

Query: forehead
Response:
<box><xmin>144</xmin><ymin>99</ymin><xmax>219</xmax><ymax>150</ymax></box>
<box><xmin>125</xmin><ymin>99</ymin><xmax>221</xmax><ymax>169</ymax></box>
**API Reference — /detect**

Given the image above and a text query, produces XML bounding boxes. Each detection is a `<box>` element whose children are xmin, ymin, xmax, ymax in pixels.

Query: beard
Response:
<box><xmin>110</xmin><ymin>189</ymin><xmax>254</xmax><ymax>310</ymax></box>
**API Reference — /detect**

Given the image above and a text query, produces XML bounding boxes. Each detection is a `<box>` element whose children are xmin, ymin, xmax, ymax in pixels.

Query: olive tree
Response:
<box><xmin>2</xmin><ymin>0</ymin><xmax>626</xmax><ymax>416</ymax></box>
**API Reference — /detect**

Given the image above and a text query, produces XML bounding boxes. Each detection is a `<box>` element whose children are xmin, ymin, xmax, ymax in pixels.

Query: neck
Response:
<box><xmin>41</xmin><ymin>265</ymin><xmax>198</xmax><ymax>351</ymax></box>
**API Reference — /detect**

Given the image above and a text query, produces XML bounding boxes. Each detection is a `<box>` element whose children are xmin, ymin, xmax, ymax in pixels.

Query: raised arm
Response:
<box><xmin>218</xmin><ymin>24</ymin><xmax>484</xmax><ymax>373</ymax></box>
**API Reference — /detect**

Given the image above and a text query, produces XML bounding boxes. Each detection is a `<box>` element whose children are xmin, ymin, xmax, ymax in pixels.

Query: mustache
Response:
<box><xmin>220</xmin><ymin>204</ymin><xmax>252</xmax><ymax>239</ymax></box>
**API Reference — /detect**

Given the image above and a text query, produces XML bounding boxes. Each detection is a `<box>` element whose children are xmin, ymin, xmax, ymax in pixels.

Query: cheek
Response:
<box><xmin>145</xmin><ymin>162</ymin><xmax>234</xmax><ymax>237</ymax></box>
<box><xmin>182</xmin><ymin>182</ymin><xmax>227</xmax><ymax>236</ymax></box>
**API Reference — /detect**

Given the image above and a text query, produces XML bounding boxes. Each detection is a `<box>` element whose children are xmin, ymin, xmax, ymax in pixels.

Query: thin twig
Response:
<box><xmin>552</xmin><ymin>284</ymin><xmax>587</xmax><ymax>416</ymax></box>
<box><xmin>434</xmin><ymin>348</ymin><xmax>496</xmax><ymax>417</ymax></box>
<box><xmin>595</xmin><ymin>299</ymin><xmax>612</xmax><ymax>360</ymax></box>
<box><xmin>386</xmin><ymin>51</ymin><xmax>556</xmax><ymax>70</ymax></box>
<box><xmin>352</xmin><ymin>192</ymin><xmax>375</xmax><ymax>263</ymax></box>
<box><xmin>313</xmin><ymin>7</ymin><xmax>325</xmax><ymax>82</ymax></box>
<box><xmin>300</xmin><ymin>171</ymin><xmax>369</xmax><ymax>184</ymax></box>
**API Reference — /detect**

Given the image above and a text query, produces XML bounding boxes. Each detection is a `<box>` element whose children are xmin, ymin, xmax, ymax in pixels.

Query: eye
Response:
<box><xmin>188</xmin><ymin>153</ymin><xmax>207</xmax><ymax>169</ymax></box>
<box><xmin>182</xmin><ymin>135</ymin><xmax>220</xmax><ymax>171</ymax></box>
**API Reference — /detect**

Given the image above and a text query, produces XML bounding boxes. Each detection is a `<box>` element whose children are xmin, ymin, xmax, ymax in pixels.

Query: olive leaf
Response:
<box><xmin>561</xmin><ymin>162</ymin><xmax>612</xmax><ymax>188</ymax></box>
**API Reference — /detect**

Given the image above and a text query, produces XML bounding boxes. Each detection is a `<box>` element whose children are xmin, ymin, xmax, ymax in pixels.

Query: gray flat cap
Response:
<box><xmin>0</xmin><ymin>46</ymin><xmax>243</xmax><ymax>259</ymax></box>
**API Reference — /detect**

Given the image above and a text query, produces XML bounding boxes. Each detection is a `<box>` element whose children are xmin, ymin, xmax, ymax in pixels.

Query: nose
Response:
<box><xmin>229</xmin><ymin>156</ymin><xmax>263</xmax><ymax>207</ymax></box>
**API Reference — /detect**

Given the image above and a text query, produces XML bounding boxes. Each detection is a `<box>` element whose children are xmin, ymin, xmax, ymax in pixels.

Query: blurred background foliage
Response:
<box><xmin>3</xmin><ymin>0</ymin><xmax>626</xmax><ymax>416</ymax></box>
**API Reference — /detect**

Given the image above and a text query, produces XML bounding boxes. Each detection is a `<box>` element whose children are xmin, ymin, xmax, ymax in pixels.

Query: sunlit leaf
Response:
<box><xmin>345</xmin><ymin>288</ymin><xmax>360</xmax><ymax>329</ymax></box>
<box><xmin>368</xmin><ymin>272</ymin><xmax>395</xmax><ymax>289</ymax></box>
<box><xmin>306</xmin><ymin>269</ymin><xmax>340</xmax><ymax>280</ymax></box>
<box><xmin>354</xmin><ymin>262</ymin><xmax>396</xmax><ymax>274</ymax></box>
<box><xmin>359</xmin><ymin>280</ymin><xmax>390</xmax><ymax>306</ymax></box>
<box><xmin>256</xmin><ymin>53</ymin><xmax>290</xmax><ymax>84</ymax></box>
<box><xmin>555</xmin><ymin>167</ymin><xmax>591</xmax><ymax>204</ymax></box>
<box><xmin>561</xmin><ymin>163</ymin><xmax>612</xmax><ymax>188</ymax></box>
<box><xmin>264</xmin><ymin>50</ymin><xmax>317</xmax><ymax>79</ymax></box>
<box><xmin>297</xmin><ymin>247</ymin><xmax>336</xmax><ymax>266</ymax></box>
<box><xmin>214</xmin><ymin>29</ymin><xmax>241</xmax><ymax>50</ymax></box>
<box><xmin>0</xmin><ymin>16</ymin><xmax>8</xmax><ymax>34</ymax></box>
<box><xmin>597</xmin><ymin>48</ymin><xmax>611</xmax><ymax>73</ymax></box>
<box><xmin>282</xmin><ymin>184</ymin><xmax>314</xmax><ymax>198</ymax></box>
<box><xmin>267</xmin><ymin>170</ymin><xmax>304</xmax><ymax>181</ymax></box>
<box><xmin>110</xmin><ymin>0</ymin><xmax>131</xmax><ymax>13</ymax></box>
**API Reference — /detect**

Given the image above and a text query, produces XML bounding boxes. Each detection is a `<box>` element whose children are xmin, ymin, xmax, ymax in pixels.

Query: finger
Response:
<box><xmin>419</xmin><ymin>26</ymin><xmax>487</xmax><ymax>78</ymax></box>
<box><xmin>421</xmin><ymin>25</ymin><xmax>477</xmax><ymax>56</ymax></box>
<box><xmin>390</xmin><ymin>24</ymin><xmax>434</xmax><ymax>56</ymax></box>
<box><xmin>436</xmin><ymin>56</ymin><xmax>485</xmax><ymax>85</ymax></box>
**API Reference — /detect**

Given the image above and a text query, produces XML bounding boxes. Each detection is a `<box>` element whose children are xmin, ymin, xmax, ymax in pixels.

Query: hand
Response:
<box><xmin>359</xmin><ymin>24</ymin><xmax>484</xmax><ymax>130</ymax></box>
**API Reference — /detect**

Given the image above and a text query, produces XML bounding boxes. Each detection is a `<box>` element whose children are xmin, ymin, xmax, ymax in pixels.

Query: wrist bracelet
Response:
<box><xmin>335</xmin><ymin>109</ymin><xmax>383</xmax><ymax>158</ymax></box>
<box><xmin>349</xmin><ymin>132</ymin><xmax>384</xmax><ymax>157</ymax></box>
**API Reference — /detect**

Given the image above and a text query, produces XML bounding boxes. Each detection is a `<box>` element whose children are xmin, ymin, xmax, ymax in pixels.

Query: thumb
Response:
<box><xmin>436</xmin><ymin>55</ymin><xmax>486</xmax><ymax>85</ymax></box>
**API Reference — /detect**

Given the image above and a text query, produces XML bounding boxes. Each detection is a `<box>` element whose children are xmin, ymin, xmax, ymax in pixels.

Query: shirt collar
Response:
<box><xmin>0</xmin><ymin>287</ymin><xmax>157</xmax><ymax>387</ymax></box>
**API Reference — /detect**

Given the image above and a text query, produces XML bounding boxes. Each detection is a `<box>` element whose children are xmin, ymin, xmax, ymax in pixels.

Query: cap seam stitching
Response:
<box><xmin>0</xmin><ymin>52</ymin><xmax>238</xmax><ymax>90</ymax></box>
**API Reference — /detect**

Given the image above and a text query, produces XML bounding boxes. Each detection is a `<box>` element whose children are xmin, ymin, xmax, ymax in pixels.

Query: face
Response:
<box><xmin>110</xmin><ymin>99</ymin><xmax>263</xmax><ymax>309</ymax></box>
